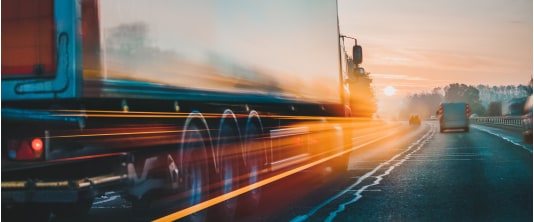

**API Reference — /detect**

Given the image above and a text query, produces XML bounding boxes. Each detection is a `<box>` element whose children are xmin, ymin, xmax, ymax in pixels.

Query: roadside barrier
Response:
<box><xmin>470</xmin><ymin>116</ymin><xmax>525</xmax><ymax>128</ymax></box>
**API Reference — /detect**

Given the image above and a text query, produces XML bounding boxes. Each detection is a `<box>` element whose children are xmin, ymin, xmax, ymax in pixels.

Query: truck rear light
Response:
<box><xmin>32</xmin><ymin>138</ymin><xmax>44</xmax><ymax>153</ymax></box>
<box><xmin>7</xmin><ymin>138</ymin><xmax>44</xmax><ymax>160</ymax></box>
<box><xmin>465</xmin><ymin>104</ymin><xmax>470</xmax><ymax>117</ymax></box>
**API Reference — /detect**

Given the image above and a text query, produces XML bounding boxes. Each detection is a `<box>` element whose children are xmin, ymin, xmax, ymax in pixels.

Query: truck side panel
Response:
<box><xmin>90</xmin><ymin>0</ymin><xmax>341</xmax><ymax>104</ymax></box>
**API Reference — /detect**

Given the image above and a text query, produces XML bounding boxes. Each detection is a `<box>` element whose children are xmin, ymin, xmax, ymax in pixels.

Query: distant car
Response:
<box><xmin>409</xmin><ymin>115</ymin><xmax>421</xmax><ymax>125</ymax></box>
<box><xmin>523</xmin><ymin>95</ymin><xmax>532</xmax><ymax>143</ymax></box>
<box><xmin>438</xmin><ymin>102</ymin><xmax>470</xmax><ymax>133</ymax></box>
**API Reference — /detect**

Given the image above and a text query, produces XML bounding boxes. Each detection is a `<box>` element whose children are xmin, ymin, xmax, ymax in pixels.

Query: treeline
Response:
<box><xmin>349</xmin><ymin>70</ymin><xmax>377</xmax><ymax>118</ymax></box>
<box><xmin>400</xmin><ymin>87</ymin><xmax>444</xmax><ymax>120</ymax></box>
<box><xmin>347</xmin><ymin>56</ymin><xmax>377</xmax><ymax>118</ymax></box>
<box><xmin>476</xmin><ymin>84</ymin><xmax>532</xmax><ymax>107</ymax></box>
<box><xmin>400</xmin><ymin>81</ymin><xmax>533</xmax><ymax>119</ymax></box>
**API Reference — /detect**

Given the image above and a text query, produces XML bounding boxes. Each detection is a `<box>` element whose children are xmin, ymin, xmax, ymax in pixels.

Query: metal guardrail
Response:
<box><xmin>470</xmin><ymin>116</ymin><xmax>526</xmax><ymax>128</ymax></box>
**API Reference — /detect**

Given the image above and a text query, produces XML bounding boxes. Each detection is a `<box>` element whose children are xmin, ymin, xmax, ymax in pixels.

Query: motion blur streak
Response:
<box><xmin>52</xmin><ymin>109</ymin><xmax>376</xmax><ymax>122</ymax></box>
<box><xmin>51</xmin><ymin>110</ymin><xmax>222</xmax><ymax>119</ymax></box>
<box><xmin>50</xmin><ymin>110</ymin><xmax>382</xmax><ymax>124</ymax></box>
<box><xmin>48</xmin><ymin>130</ymin><xmax>184</xmax><ymax>138</ymax></box>
<box><xmin>153</xmin><ymin>121</ymin><xmax>403</xmax><ymax>222</ymax></box>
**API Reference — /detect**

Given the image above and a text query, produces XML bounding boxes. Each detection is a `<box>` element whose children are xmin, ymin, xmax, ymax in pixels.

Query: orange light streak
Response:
<box><xmin>50</xmin><ymin>109</ymin><xmax>374</xmax><ymax>122</ymax></box>
<box><xmin>153</xmin><ymin>127</ymin><xmax>400</xmax><ymax>222</ymax></box>
<box><xmin>48</xmin><ymin>130</ymin><xmax>186</xmax><ymax>139</ymax></box>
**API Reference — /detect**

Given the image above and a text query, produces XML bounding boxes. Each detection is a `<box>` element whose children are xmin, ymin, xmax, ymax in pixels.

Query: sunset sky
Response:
<box><xmin>338</xmin><ymin>0</ymin><xmax>533</xmax><ymax>100</ymax></box>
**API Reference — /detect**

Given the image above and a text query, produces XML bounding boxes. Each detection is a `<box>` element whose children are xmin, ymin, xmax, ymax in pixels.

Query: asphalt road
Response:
<box><xmin>48</xmin><ymin>121</ymin><xmax>533</xmax><ymax>221</ymax></box>
<box><xmin>239</xmin><ymin>121</ymin><xmax>533</xmax><ymax>222</ymax></box>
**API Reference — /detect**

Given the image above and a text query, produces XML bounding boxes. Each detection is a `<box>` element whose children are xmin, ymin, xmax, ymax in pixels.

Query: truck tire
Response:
<box><xmin>214</xmin><ymin>122</ymin><xmax>241</xmax><ymax>221</ymax></box>
<box><xmin>239</xmin><ymin>121</ymin><xmax>266</xmax><ymax>214</ymax></box>
<box><xmin>180</xmin><ymin>123</ymin><xmax>210</xmax><ymax>222</ymax></box>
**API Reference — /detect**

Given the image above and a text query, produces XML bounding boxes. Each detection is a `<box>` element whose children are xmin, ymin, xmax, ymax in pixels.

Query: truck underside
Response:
<box><xmin>2</xmin><ymin>90</ymin><xmax>352</xmax><ymax>220</ymax></box>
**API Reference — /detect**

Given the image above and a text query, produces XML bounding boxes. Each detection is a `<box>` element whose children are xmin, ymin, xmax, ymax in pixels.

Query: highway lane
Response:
<box><xmin>49</xmin><ymin>121</ymin><xmax>532</xmax><ymax>221</ymax></box>
<box><xmin>237</xmin><ymin>121</ymin><xmax>532</xmax><ymax>221</ymax></box>
<box><xmin>330</xmin><ymin>121</ymin><xmax>532</xmax><ymax>222</ymax></box>
<box><xmin>238</xmin><ymin>121</ymin><xmax>434</xmax><ymax>221</ymax></box>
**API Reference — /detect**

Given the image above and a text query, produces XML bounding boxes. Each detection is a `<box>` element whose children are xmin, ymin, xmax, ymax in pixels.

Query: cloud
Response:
<box><xmin>413</xmin><ymin>50</ymin><xmax>500</xmax><ymax>70</ymax></box>
<box><xmin>371</xmin><ymin>73</ymin><xmax>426</xmax><ymax>81</ymax></box>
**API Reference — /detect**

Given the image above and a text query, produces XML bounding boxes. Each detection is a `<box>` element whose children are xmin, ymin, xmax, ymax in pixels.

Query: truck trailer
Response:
<box><xmin>2</xmin><ymin>0</ymin><xmax>366</xmax><ymax>220</ymax></box>
<box><xmin>438</xmin><ymin>102</ymin><xmax>470</xmax><ymax>133</ymax></box>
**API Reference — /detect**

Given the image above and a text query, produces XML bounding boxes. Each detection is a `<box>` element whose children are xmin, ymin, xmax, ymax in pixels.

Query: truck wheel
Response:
<box><xmin>239</xmin><ymin>122</ymin><xmax>266</xmax><ymax>214</ymax></box>
<box><xmin>214</xmin><ymin>123</ymin><xmax>240</xmax><ymax>221</ymax></box>
<box><xmin>180</xmin><ymin>124</ymin><xmax>210</xmax><ymax>222</ymax></box>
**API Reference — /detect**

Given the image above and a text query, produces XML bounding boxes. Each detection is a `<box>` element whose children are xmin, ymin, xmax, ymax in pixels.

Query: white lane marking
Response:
<box><xmin>471</xmin><ymin>125</ymin><xmax>533</xmax><ymax>154</ymax></box>
<box><xmin>410</xmin><ymin>153</ymin><xmax>481</xmax><ymax>157</ymax></box>
<box><xmin>92</xmin><ymin>205</ymin><xmax>128</xmax><ymax>209</ymax></box>
<box><xmin>93</xmin><ymin>195</ymin><xmax>120</xmax><ymax>205</ymax></box>
<box><xmin>291</xmin><ymin>125</ymin><xmax>435</xmax><ymax>222</ymax></box>
<box><xmin>402</xmin><ymin>158</ymin><xmax>473</xmax><ymax>161</ymax></box>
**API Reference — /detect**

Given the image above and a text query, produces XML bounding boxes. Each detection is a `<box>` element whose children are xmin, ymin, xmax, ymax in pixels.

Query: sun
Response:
<box><xmin>383</xmin><ymin>85</ymin><xmax>397</xmax><ymax>96</ymax></box>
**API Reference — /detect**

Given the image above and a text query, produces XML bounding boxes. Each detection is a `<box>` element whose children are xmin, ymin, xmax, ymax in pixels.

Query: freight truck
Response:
<box><xmin>438</xmin><ymin>102</ymin><xmax>470</xmax><ymax>133</ymax></box>
<box><xmin>2</xmin><ymin>0</ymin><xmax>365</xmax><ymax>220</ymax></box>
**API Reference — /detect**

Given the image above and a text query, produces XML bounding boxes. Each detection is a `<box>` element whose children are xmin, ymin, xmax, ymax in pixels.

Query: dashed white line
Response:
<box><xmin>291</xmin><ymin>125</ymin><xmax>436</xmax><ymax>222</ymax></box>
<box><xmin>93</xmin><ymin>195</ymin><xmax>120</xmax><ymax>205</ymax></box>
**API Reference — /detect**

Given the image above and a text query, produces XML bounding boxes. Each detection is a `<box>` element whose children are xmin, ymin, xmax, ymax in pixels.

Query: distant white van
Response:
<box><xmin>438</xmin><ymin>102</ymin><xmax>470</xmax><ymax>133</ymax></box>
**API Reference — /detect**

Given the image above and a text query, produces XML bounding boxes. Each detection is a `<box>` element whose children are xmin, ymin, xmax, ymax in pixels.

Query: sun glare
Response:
<box><xmin>383</xmin><ymin>86</ymin><xmax>397</xmax><ymax>96</ymax></box>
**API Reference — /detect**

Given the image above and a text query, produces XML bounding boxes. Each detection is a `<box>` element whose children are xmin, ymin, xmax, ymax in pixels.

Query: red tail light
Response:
<box><xmin>438</xmin><ymin>104</ymin><xmax>443</xmax><ymax>118</ymax></box>
<box><xmin>7</xmin><ymin>138</ymin><xmax>45</xmax><ymax>160</ymax></box>
<box><xmin>465</xmin><ymin>104</ymin><xmax>470</xmax><ymax>116</ymax></box>
<box><xmin>32</xmin><ymin>138</ymin><xmax>44</xmax><ymax>153</ymax></box>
